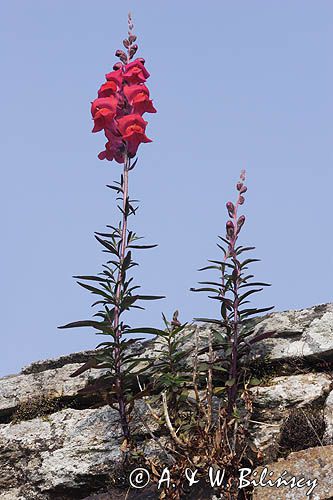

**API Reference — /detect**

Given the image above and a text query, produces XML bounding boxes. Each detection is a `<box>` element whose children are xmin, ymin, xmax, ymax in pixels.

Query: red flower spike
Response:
<box><xmin>122</xmin><ymin>59</ymin><xmax>150</xmax><ymax>84</ymax></box>
<box><xmin>123</xmin><ymin>84</ymin><xmax>156</xmax><ymax>115</ymax></box>
<box><xmin>117</xmin><ymin>114</ymin><xmax>152</xmax><ymax>156</ymax></box>
<box><xmin>92</xmin><ymin>21</ymin><xmax>154</xmax><ymax>162</ymax></box>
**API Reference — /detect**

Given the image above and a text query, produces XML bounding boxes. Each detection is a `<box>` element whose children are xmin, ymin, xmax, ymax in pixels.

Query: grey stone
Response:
<box><xmin>0</xmin><ymin>407</ymin><xmax>122</xmax><ymax>495</ymax></box>
<box><xmin>323</xmin><ymin>389</ymin><xmax>333</xmax><ymax>445</ymax></box>
<box><xmin>250</xmin><ymin>373</ymin><xmax>332</xmax><ymax>461</ymax></box>
<box><xmin>252</xmin><ymin>445</ymin><xmax>333</xmax><ymax>500</ymax></box>
<box><xmin>0</xmin><ymin>363</ymin><xmax>108</xmax><ymax>417</ymax></box>
<box><xmin>0</xmin><ymin>302</ymin><xmax>332</xmax><ymax>498</ymax></box>
<box><xmin>248</xmin><ymin>302</ymin><xmax>333</xmax><ymax>363</ymax></box>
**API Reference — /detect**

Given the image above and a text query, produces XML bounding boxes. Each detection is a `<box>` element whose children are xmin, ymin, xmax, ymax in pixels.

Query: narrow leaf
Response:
<box><xmin>128</xmin><ymin>244</ymin><xmax>158</xmax><ymax>249</ymax></box>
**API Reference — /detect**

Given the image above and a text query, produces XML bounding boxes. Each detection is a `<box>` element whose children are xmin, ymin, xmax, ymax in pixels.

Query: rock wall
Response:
<box><xmin>0</xmin><ymin>303</ymin><xmax>332</xmax><ymax>499</ymax></box>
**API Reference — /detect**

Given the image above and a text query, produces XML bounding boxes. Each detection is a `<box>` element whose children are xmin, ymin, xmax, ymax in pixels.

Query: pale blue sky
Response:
<box><xmin>1</xmin><ymin>1</ymin><xmax>332</xmax><ymax>376</ymax></box>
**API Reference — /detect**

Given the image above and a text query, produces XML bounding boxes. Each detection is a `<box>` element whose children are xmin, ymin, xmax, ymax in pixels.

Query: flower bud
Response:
<box><xmin>226</xmin><ymin>221</ymin><xmax>235</xmax><ymax>239</ymax></box>
<box><xmin>240</xmin><ymin>185</ymin><xmax>247</xmax><ymax>194</ymax></box>
<box><xmin>129</xmin><ymin>34</ymin><xmax>137</xmax><ymax>43</ymax></box>
<box><xmin>237</xmin><ymin>215</ymin><xmax>246</xmax><ymax>233</ymax></box>
<box><xmin>115</xmin><ymin>49</ymin><xmax>126</xmax><ymax>58</ymax></box>
<box><xmin>123</xmin><ymin>39</ymin><xmax>130</xmax><ymax>49</ymax></box>
<box><xmin>226</xmin><ymin>201</ymin><xmax>235</xmax><ymax>218</ymax></box>
<box><xmin>113</xmin><ymin>62</ymin><xmax>122</xmax><ymax>70</ymax></box>
<box><xmin>115</xmin><ymin>49</ymin><xmax>127</xmax><ymax>63</ymax></box>
<box><xmin>240</xmin><ymin>169</ymin><xmax>246</xmax><ymax>181</ymax></box>
<box><xmin>236</xmin><ymin>182</ymin><xmax>243</xmax><ymax>191</ymax></box>
<box><xmin>238</xmin><ymin>195</ymin><xmax>245</xmax><ymax>205</ymax></box>
<box><xmin>129</xmin><ymin>44</ymin><xmax>138</xmax><ymax>58</ymax></box>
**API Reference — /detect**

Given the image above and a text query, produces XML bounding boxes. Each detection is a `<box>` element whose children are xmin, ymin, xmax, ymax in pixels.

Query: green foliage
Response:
<box><xmin>59</xmin><ymin>160</ymin><xmax>164</xmax><ymax>441</ymax></box>
<box><xmin>150</xmin><ymin>312</ymin><xmax>192</xmax><ymax>420</ymax></box>
<box><xmin>191</xmin><ymin>172</ymin><xmax>274</xmax><ymax>415</ymax></box>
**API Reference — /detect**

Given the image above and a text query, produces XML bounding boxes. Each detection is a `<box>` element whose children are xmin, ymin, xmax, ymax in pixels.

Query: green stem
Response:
<box><xmin>113</xmin><ymin>152</ymin><xmax>131</xmax><ymax>440</ymax></box>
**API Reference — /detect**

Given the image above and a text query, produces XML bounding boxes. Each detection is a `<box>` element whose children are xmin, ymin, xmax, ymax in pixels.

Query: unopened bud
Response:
<box><xmin>240</xmin><ymin>169</ymin><xmax>246</xmax><ymax>181</ymax></box>
<box><xmin>226</xmin><ymin>221</ymin><xmax>235</xmax><ymax>239</ymax></box>
<box><xmin>129</xmin><ymin>34</ymin><xmax>137</xmax><ymax>43</ymax></box>
<box><xmin>115</xmin><ymin>49</ymin><xmax>126</xmax><ymax>58</ymax></box>
<box><xmin>240</xmin><ymin>185</ymin><xmax>247</xmax><ymax>194</ymax></box>
<box><xmin>237</xmin><ymin>215</ymin><xmax>246</xmax><ymax>233</ymax></box>
<box><xmin>113</xmin><ymin>62</ymin><xmax>122</xmax><ymax>70</ymax></box>
<box><xmin>226</xmin><ymin>201</ymin><xmax>235</xmax><ymax>217</ymax></box>
<box><xmin>129</xmin><ymin>44</ymin><xmax>138</xmax><ymax>58</ymax></box>
<box><xmin>236</xmin><ymin>182</ymin><xmax>243</xmax><ymax>191</ymax></box>
<box><xmin>138</xmin><ymin>57</ymin><xmax>146</xmax><ymax>65</ymax></box>
<box><xmin>115</xmin><ymin>49</ymin><xmax>127</xmax><ymax>63</ymax></box>
<box><xmin>238</xmin><ymin>195</ymin><xmax>245</xmax><ymax>205</ymax></box>
<box><xmin>123</xmin><ymin>39</ymin><xmax>130</xmax><ymax>49</ymax></box>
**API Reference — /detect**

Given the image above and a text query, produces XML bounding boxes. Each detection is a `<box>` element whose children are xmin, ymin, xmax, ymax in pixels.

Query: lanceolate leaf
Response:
<box><xmin>122</xmin><ymin>251</ymin><xmax>132</xmax><ymax>270</ymax></box>
<box><xmin>235</xmin><ymin>246</ymin><xmax>256</xmax><ymax>255</ymax></box>
<box><xmin>239</xmin><ymin>288</ymin><xmax>263</xmax><ymax>303</ymax></box>
<box><xmin>58</xmin><ymin>320</ymin><xmax>112</xmax><ymax>331</ymax></box>
<box><xmin>240</xmin><ymin>258</ymin><xmax>261</xmax><ymax>268</ymax></box>
<box><xmin>216</xmin><ymin>243</ymin><xmax>227</xmax><ymax>255</ymax></box>
<box><xmin>194</xmin><ymin>317</ymin><xmax>225</xmax><ymax>325</ymax></box>
<box><xmin>94</xmin><ymin>235</ymin><xmax>119</xmax><ymax>256</ymax></box>
<box><xmin>106</xmin><ymin>184</ymin><xmax>123</xmax><ymax>193</ymax></box>
<box><xmin>128</xmin><ymin>157</ymin><xmax>138</xmax><ymax>171</ymax></box>
<box><xmin>239</xmin><ymin>282</ymin><xmax>271</xmax><ymax>289</ymax></box>
<box><xmin>218</xmin><ymin>236</ymin><xmax>230</xmax><ymax>245</ymax></box>
<box><xmin>240</xmin><ymin>306</ymin><xmax>274</xmax><ymax>318</ymax></box>
<box><xmin>190</xmin><ymin>287</ymin><xmax>221</xmax><ymax>294</ymax></box>
<box><xmin>198</xmin><ymin>281</ymin><xmax>224</xmax><ymax>287</ymax></box>
<box><xmin>135</xmin><ymin>294</ymin><xmax>165</xmax><ymax>301</ymax></box>
<box><xmin>128</xmin><ymin>244</ymin><xmax>158</xmax><ymax>249</ymax></box>
<box><xmin>198</xmin><ymin>265</ymin><xmax>223</xmax><ymax>272</ymax></box>
<box><xmin>124</xmin><ymin>327</ymin><xmax>167</xmax><ymax>336</ymax></box>
<box><xmin>208</xmin><ymin>260</ymin><xmax>234</xmax><ymax>268</ymax></box>
<box><xmin>76</xmin><ymin>282</ymin><xmax>113</xmax><ymax>300</ymax></box>
<box><xmin>73</xmin><ymin>275</ymin><xmax>109</xmax><ymax>283</ymax></box>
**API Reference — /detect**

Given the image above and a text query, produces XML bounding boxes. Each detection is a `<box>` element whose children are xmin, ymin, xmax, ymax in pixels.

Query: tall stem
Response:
<box><xmin>227</xmin><ymin>196</ymin><xmax>242</xmax><ymax>416</ymax></box>
<box><xmin>113</xmin><ymin>152</ymin><xmax>131</xmax><ymax>440</ymax></box>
